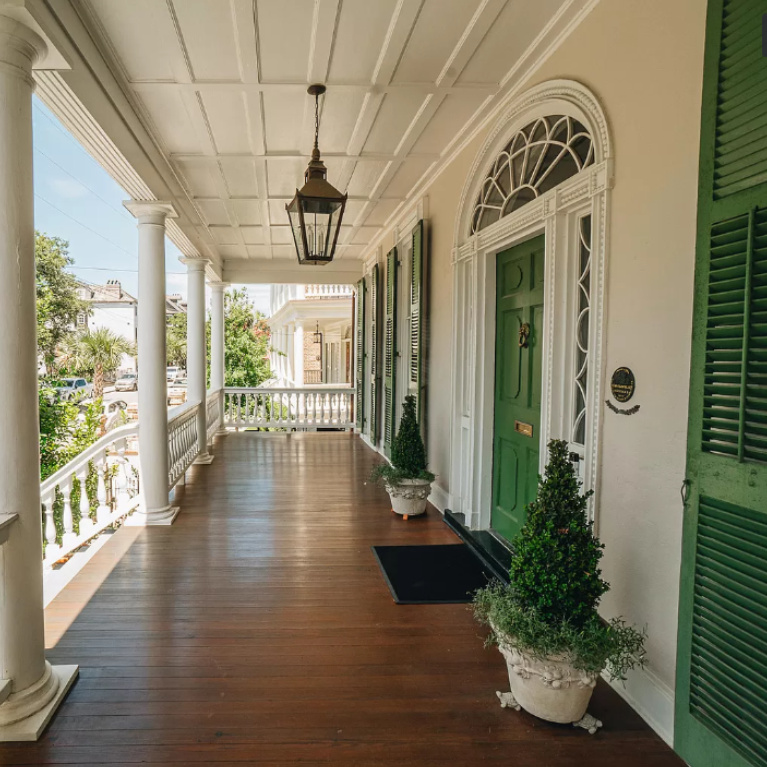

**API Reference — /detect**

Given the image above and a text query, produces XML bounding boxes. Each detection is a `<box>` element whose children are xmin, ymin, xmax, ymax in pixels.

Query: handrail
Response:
<box><xmin>41</xmin><ymin>388</ymin><xmax>225</xmax><ymax>567</ymax></box>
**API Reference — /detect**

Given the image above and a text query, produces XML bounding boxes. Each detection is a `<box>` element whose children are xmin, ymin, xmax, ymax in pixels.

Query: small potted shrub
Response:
<box><xmin>473</xmin><ymin>439</ymin><xmax>645</xmax><ymax>733</ymax></box>
<box><xmin>370</xmin><ymin>395</ymin><xmax>435</xmax><ymax>518</ymax></box>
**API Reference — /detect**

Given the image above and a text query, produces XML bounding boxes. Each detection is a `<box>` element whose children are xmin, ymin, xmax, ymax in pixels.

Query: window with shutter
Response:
<box><xmin>383</xmin><ymin>248</ymin><xmax>398</xmax><ymax>456</ymax></box>
<box><xmin>677</xmin><ymin>3</ymin><xmax>767</xmax><ymax>767</ymax></box>
<box><xmin>355</xmin><ymin>279</ymin><xmax>365</xmax><ymax>431</ymax></box>
<box><xmin>409</xmin><ymin>221</ymin><xmax>424</xmax><ymax>423</ymax></box>
<box><xmin>370</xmin><ymin>264</ymin><xmax>380</xmax><ymax>444</ymax></box>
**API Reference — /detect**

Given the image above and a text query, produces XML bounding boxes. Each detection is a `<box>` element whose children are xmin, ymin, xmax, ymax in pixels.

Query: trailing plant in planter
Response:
<box><xmin>473</xmin><ymin>439</ymin><xmax>645</xmax><ymax>732</ymax></box>
<box><xmin>370</xmin><ymin>395</ymin><xmax>435</xmax><ymax>518</ymax></box>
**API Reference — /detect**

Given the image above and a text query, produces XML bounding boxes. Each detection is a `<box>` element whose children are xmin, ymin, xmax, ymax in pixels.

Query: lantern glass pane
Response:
<box><xmin>287</xmin><ymin>204</ymin><xmax>306</xmax><ymax>259</ymax></box>
<box><xmin>305</xmin><ymin>208</ymin><xmax>334</xmax><ymax>259</ymax></box>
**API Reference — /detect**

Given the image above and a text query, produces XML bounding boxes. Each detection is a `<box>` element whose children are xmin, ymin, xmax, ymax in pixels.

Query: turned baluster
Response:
<box><xmin>61</xmin><ymin>476</ymin><xmax>74</xmax><ymax>543</ymax></box>
<box><xmin>96</xmin><ymin>452</ymin><xmax>110</xmax><ymax>523</ymax></box>
<box><xmin>78</xmin><ymin>467</ymin><xmax>93</xmax><ymax>533</ymax></box>
<box><xmin>42</xmin><ymin>489</ymin><xmax>59</xmax><ymax>558</ymax></box>
<box><xmin>115</xmin><ymin>438</ymin><xmax>130</xmax><ymax>509</ymax></box>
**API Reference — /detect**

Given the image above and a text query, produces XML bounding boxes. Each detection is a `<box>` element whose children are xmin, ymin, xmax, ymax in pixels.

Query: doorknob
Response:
<box><xmin>518</xmin><ymin>323</ymin><xmax>531</xmax><ymax>348</ymax></box>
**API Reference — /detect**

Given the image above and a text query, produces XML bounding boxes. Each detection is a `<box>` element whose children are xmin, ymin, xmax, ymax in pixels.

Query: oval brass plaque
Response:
<box><xmin>611</xmin><ymin>367</ymin><xmax>636</xmax><ymax>403</ymax></box>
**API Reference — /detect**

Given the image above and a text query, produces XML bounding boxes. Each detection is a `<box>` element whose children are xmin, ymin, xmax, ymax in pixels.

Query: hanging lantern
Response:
<box><xmin>313</xmin><ymin>321</ymin><xmax>323</xmax><ymax>345</ymax></box>
<box><xmin>286</xmin><ymin>84</ymin><xmax>347</xmax><ymax>266</ymax></box>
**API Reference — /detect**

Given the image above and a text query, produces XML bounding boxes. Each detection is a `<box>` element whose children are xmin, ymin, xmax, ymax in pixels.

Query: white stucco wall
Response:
<box><xmin>88</xmin><ymin>304</ymin><xmax>137</xmax><ymax>373</ymax></box>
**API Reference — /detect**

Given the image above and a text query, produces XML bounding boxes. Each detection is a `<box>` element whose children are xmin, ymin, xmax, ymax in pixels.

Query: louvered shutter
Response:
<box><xmin>677</xmin><ymin>3</ymin><xmax>767</xmax><ymax>767</ymax></box>
<box><xmin>383</xmin><ymin>247</ymin><xmax>398</xmax><ymax>457</ymax></box>
<box><xmin>355</xmin><ymin>279</ymin><xmax>365</xmax><ymax>432</ymax></box>
<box><xmin>409</xmin><ymin>220</ymin><xmax>424</xmax><ymax>423</ymax></box>
<box><xmin>370</xmin><ymin>264</ymin><xmax>381</xmax><ymax>444</ymax></box>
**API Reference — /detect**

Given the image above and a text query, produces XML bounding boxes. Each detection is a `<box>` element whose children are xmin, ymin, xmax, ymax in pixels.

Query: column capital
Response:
<box><xmin>123</xmin><ymin>200</ymin><xmax>177</xmax><ymax>224</ymax></box>
<box><xmin>207</xmin><ymin>280</ymin><xmax>229</xmax><ymax>291</ymax></box>
<box><xmin>180</xmin><ymin>257</ymin><xmax>210</xmax><ymax>271</ymax></box>
<box><xmin>0</xmin><ymin>13</ymin><xmax>47</xmax><ymax>86</ymax></box>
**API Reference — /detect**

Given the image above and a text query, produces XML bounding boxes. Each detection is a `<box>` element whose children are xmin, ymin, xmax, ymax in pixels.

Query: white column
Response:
<box><xmin>294</xmin><ymin>323</ymin><xmax>305</xmax><ymax>387</ymax></box>
<box><xmin>0</xmin><ymin>13</ymin><xmax>78</xmax><ymax>741</ymax></box>
<box><xmin>209</xmin><ymin>281</ymin><xmax>227</xmax><ymax>434</ymax></box>
<box><xmin>182</xmin><ymin>259</ymin><xmax>213</xmax><ymax>464</ymax></box>
<box><xmin>124</xmin><ymin>200</ymin><xmax>179</xmax><ymax>525</ymax></box>
<box><xmin>286</xmin><ymin>322</ymin><xmax>295</xmax><ymax>385</ymax></box>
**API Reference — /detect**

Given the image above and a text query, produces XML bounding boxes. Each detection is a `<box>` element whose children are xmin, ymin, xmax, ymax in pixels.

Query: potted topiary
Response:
<box><xmin>370</xmin><ymin>395</ymin><xmax>435</xmax><ymax>519</ymax></box>
<box><xmin>473</xmin><ymin>439</ymin><xmax>645</xmax><ymax>733</ymax></box>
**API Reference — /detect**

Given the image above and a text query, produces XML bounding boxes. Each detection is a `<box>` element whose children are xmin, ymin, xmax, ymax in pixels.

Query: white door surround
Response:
<box><xmin>450</xmin><ymin>80</ymin><xmax>613</xmax><ymax>533</ymax></box>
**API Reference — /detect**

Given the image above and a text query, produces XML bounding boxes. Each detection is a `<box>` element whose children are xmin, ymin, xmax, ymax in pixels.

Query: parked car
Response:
<box><xmin>115</xmin><ymin>373</ymin><xmax>138</xmax><ymax>392</ymax></box>
<box><xmin>54</xmin><ymin>378</ymin><xmax>93</xmax><ymax>402</ymax></box>
<box><xmin>166</xmin><ymin>366</ymin><xmax>184</xmax><ymax>382</ymax></box>
<box><xmin>167</xmin><ymin>378</ymin><xmax>187</xmax><ymax>406</ymax></box>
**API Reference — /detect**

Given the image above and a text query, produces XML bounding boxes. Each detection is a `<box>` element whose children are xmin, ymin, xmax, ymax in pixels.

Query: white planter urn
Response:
<box><xmin>385</xmin><ymin>478</ymin><xmax>432</xmax><ymax>518</ymax></box>
<box><xmin>495</xmin><ymin>635</ymin><xmax>603</xmax><ymax>734</ymax></box>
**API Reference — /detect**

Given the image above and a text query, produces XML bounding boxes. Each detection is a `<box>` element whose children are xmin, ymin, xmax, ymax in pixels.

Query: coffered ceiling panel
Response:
<box><xmin>172</xmin><ymin>0</ymin><xmax>241</xmax><ymax>81</ymax></box>
<box><xmin>79</xmin><ymin>0</ymin><xmax>574</xmax><ymax>265</ymax></box>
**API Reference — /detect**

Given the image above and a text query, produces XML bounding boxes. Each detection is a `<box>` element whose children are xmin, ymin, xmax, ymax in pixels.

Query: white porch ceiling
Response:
<box><xmin>68</xmin><ymin>0</ymin><xmax>569</xmax><ymax>272</ymax></box>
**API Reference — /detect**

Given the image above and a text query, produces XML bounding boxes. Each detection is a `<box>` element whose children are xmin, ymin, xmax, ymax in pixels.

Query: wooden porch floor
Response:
<box><xmin>3</xmin><ymin>433</ymin><xmax>684</xmax><ymax>765</ymax></box>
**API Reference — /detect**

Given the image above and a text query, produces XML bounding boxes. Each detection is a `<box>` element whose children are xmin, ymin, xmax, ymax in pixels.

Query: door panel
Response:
<box><xmin>676</xmin><ymin>2</ymin><xmax>767</xmax><ymax>767</ymax></box>
<box><xmin>491</xmin><ymin>235</ymin><xmax>545</xmax><ymax>542</ymax></box>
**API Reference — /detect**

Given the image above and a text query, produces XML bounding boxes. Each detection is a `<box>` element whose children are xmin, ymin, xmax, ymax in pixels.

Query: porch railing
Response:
<box><xmin>223</xmin><ymin>387</ymin><xmax>354</xmax><ymax>430</ymax></box>
<box><xmin>41</xmin><ymin>388</ymin><xmax>224</xmax><ymax>567</ymax></box>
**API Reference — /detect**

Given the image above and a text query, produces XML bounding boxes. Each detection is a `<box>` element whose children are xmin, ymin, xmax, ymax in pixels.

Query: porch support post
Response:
<box><xmin>183</xmin><ymin>259</ymin><xmax>214</xmax><ymax>464</ymax></box>
<box><xmin>287</xmin><ymin>322</ymin><xmax>295</xmax><ymax>385</ymax></box>
<box><xmin>124</xmin><ymin>200</ymin><xmax>179</xmax><ymax>525</ymax></box>
<box><xmin>209</xmin><ymin>281</ymin><xmax>227</xmax><ymax>436</ymax></box>
<box><xmin>0</xmin><ymin>12</ymin><xmax>78</xmax><ymax>741</ymax></box>
<box><xmin>294</xmin><ymin>322</ymin><xmax>305</xmax><ymax>387</ymax></box>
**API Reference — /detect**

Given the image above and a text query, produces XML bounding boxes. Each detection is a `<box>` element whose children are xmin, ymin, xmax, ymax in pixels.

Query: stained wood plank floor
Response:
<box><xmin>2</xmin><ymin>433</ymin><xmax>685</xmax><ymax>765</ymax></box>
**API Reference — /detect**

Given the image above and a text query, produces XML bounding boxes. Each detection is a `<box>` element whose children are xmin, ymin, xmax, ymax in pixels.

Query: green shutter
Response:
<box><xmin>409</xmin><ymin>220</ymin><xmax>424</xmax><ymax>423</ymax></box>
<box><xmin>383</xmin><ymin>247</ymin><xmax>398</xmax><ymax>456</ymax></box>
<box><xmin>355</xmin><ymin>279</ymin><xmax>365</xmax><ymax>431</ymax></box>
<box><xmin>370</xmin><ymin>263</ymin><xmax>380</xmax><ymax>444</ymax></box>
<box><xmin>677</xmin><ymin>3</ymin><xmax>767</xmax><ymax>767</ymax></box>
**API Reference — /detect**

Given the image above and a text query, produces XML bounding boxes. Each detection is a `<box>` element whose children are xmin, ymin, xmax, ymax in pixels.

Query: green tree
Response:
<box><xmin>166</xmin><ymin>312</ymin><xmax>187</xmax><ymax>368</ymax></box>
<box><xmin>224</xmin><ymin>289</ymin><xmax>272</xmax><ymax>387</ymax></box>
<box><xmin>510</xmin><ymin>439</ymin><xmax>607</xmax><ymax>628</ymax></box>
<box><xmin>35</xmin><ymin>232</ymin><xmax>90</xmax><ymax>370</ymax></box>
<box><xmin>63</xmin><ymin>327</ymin><xmax>135</xmax><ymax>397</ymax></box>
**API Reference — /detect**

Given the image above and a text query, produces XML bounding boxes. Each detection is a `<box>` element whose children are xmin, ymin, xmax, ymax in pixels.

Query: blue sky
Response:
<box><xmin>32</xmin><ymin>97</ymin><xmax>271</xmax><ymax>316</ymax></box>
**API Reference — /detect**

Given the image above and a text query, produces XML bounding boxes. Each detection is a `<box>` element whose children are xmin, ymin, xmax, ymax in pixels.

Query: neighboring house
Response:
<box><xmin>75</xmin><ymin>281</ymin><xmax>189</xmax><ymax>376</ymax></box>
<box><xmin>165</xmin><ymin>293</ymin><xmax>187</xmax><ymax>315</ymax></box>
<box><xmin>76</xmin><ymin>279</ymin><xmax>138</xmax><ymax>374</ymax></box>
<box><xmin>269</xmin><ymin>285</ymin><xmax>353</xmax><ymax>387</ymax></box>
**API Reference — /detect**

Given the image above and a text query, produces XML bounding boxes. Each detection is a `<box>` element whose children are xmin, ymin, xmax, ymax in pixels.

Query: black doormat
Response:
<box><xmin>372</xmin><ymin>544</ymin><xmax>496</xmax><ymax>604</ymax></box>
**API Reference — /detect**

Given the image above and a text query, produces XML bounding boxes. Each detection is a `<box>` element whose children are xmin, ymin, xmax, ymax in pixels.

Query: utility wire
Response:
<box><xmin>34</xmin><ymin>147</ymin><xmax>132</xmax><ymax>222</ymax></box>
<box><xmin>35</xmin><ymin>193</ymin><xmax>135</xmax><ymax>258</ymax></box>
<box><xmin>71</xmin><ymin>265</ymin><xmax>185</xmax><ymax>275</ymax></box>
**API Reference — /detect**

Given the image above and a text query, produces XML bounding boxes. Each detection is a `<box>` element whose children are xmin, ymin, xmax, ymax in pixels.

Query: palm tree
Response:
<box><xmin>64</xmin><ymin>327</ymin><xmax>136</xmax><ymax>398</ymax></box>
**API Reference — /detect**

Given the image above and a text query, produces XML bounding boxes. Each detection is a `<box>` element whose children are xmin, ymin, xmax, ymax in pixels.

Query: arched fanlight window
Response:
<box><xmin>470</xmin><ymin>115</ymin><xmax>594</xmax><ymax>234</ymax></box>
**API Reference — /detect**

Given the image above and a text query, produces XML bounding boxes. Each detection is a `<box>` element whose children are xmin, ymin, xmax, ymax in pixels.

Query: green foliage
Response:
<box><xmin>370</xmin><ymin>395</ymin><xmax>434</xmax><ymax>485</ymax></box>
<box><xmin>511</xmin><ymin>439</ymin><xmax>605</xmax><ymax>626</ymax></box>
<box><xmin>62</xmin><ymin>327</ymin><xmax>135</xmax><ymax>397</ymax></box>
<box><xmin>166</xmin><ymin>312</ymin><xmax>187</xmax><ymax>368</ymax></box>
<box><xmin>474</xmin><ymin>583</ymin><xmax>646</xmax><ymax>681</ymax></box>
<box><xmin>35</xmin><ymin>232</ymin><xmax>90</xmax><ymax>370</ymax></box>
<box><xmin>39</xmin><ymin>389</ymin><xmax>102</xmax><ymax>481</ymax></box>
<box><xmin>223</xmin><ymin>289</ymin><xmax>272</xmax><ymax>388</ymax></box>
<box><xmin>473</xmin><ymin>439</ymin><xmax>645</xmax><ymax>680</ymax></box>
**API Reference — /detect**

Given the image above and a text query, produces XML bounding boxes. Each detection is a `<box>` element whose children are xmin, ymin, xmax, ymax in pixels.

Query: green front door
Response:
<box><xmin>491</xmin><ymin>235</ymin><xmax>545</xmax><ymax>543</ymax></box>
<box><xmin>676</xmin><ymin>3</ymin><xmax>767</xmax><ymax>767</ymax></box>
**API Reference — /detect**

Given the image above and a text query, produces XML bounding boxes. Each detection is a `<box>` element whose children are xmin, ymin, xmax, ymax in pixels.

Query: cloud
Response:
<box><xmin>165</xmin><ymin>272</ymin><xmax>187</xmax><ymax>298</ymax></box>
<box><xmin>49</xmin><ymin>176</ymin><xmax>89</xmax><ymax>199</ymax></box>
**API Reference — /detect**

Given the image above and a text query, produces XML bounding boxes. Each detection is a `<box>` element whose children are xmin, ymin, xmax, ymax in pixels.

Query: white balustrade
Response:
<box><xmin>39</xmin><ymin>388</ymin><xmax>225</xmax><ymax>567</ymax></box>
<box><xmin>223</xmin><ymin>387</ymin><xmax>354</xmax><ymax>430</ymax></box>
<box><xmin>40</xmin><ymin>423</ymin><xmax>140</xmax><ymax>567</ymax></box>
<box><xmin>304</xmin><ymin>283</ymin><xmax>353</xmax><ymax>299</ymax></box>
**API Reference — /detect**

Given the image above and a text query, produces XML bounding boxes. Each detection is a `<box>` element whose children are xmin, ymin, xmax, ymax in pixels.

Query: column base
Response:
<box><xmin>194</xmin><ymin>453</ymin><xmax>215</xmax><ymax>465</ymax></box>
<box><xmin>0</xmin><ymin>663</ymin><xmax>79</xmax><ymax>742</ymax></box>
<box><xmin>215</xmin><ymin>427</ymin><xmax>229</xmax><ymax>436</ymax></box>
<box><xmin>126</xmin><ymin>505</ymin><xmax>180</xmax><ymax>526</ymax></box>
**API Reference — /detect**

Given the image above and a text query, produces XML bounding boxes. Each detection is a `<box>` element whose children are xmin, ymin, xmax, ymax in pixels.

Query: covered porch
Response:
<box><xmin>5</xmin><ymin>432</ymin><xmax>679</xmax><ymax>766</ymax></box>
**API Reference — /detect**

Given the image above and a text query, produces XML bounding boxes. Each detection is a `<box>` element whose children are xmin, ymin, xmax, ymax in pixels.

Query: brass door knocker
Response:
<box><xmin>518</xmin><ymin>322</ymin><xmax>531</xmax><ymax>349</ymax></box>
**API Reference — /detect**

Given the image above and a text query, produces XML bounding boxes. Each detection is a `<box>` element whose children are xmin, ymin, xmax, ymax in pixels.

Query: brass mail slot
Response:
<box><xmin>515</xmin><ymin>420</ymin><xmax>533</xmax><ymax>438</ymax></box>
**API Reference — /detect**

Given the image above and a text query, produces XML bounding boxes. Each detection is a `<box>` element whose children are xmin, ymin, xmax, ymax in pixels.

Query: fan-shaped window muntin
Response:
<box><xmin>471</xmin><ymin>115</ymin><xmax>594</xmax><ymax>234</ymax></box>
